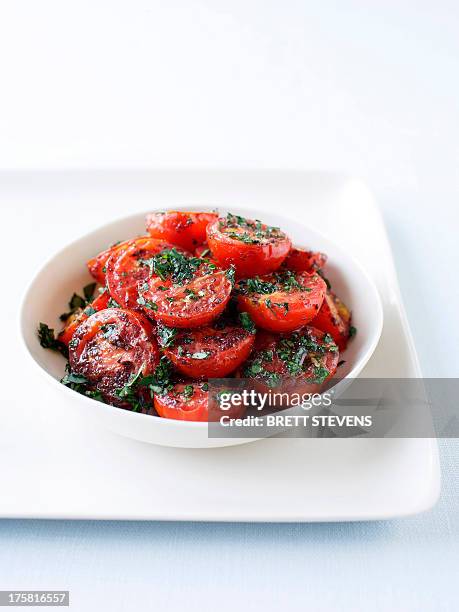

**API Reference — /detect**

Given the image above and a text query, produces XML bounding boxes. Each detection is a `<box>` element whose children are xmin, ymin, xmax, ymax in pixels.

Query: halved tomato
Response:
<box><xmin>241</xmin><ymin>326</ymin><xmax>339</xmax><ymax>393</ymax></box>
<box><xmin>105</xmin><ymin>237</ymin><xmax>177</xmax><ymax>309</ymax></box>
<box><xmin>58</xmin><ymin>290</ymin><xmax>110</xmax><ymax>346</ymax></box>
<box><xmin>146</xmin><ymin>211</ymin><xmax>218</xmax><ymax>251</ymax></box>
<box><xmin>138</xmin><ymin>250</ymin><xmax>232</xmax><ymax>328</ymax></box>
<box><xmin>282</xmin><ymin>248</ymin><xmax>327</xmax><ymax>273</ymax></box>
<box><xmin>310</xmin><ymin>290</ymin><xmax>351</xmax><ymax>351</ymax></box>
<box><xmin>236</xmin><ymin>270</ymin><xmax>326</xmax><ymax>333</ymax></box>
<box><xmin>163</xmin><ymin>321</ymin><xmax>255</xmax><ymax>378</ymax></box>
<box><xmin>154</xmin><ymin>382</ymin><xmax>210</xmax><ymax>421</ymax></box>
<box><xmin>69</xmin><ymin>308</ymin><xmax>160</xmax><ymax>406</ymax></box>
<box><xmin>206</xmin><ymin>213</ymin><xmax>291</xmax><ymax>277</ymax></box>
<box><xmin>86</xmin><ymin>239</ymin><xmax>134</xmax><ymax>285</ymax></box>
<box><xmin>154</xmin><ymin>381</ymin><xmax>246</xmax><ymax>422</ymax></box>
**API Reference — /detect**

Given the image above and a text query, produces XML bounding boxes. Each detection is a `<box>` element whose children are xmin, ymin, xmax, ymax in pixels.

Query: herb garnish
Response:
<box><xmin>156</xmin><ymin>323</ymin><xmax>177</xmax><ymax>348</ymax></box>
<box><xmin>137</xmin><ymin>296</ymin><xmax>158</xmax><ymax>311</ymax></box>
<box><xmin>183</xmin><ymin>384</ymin><xmax>194</xmax><ymax>399</ymax></box>
<box><xmin>59</xmin><ymin>282</ymin><xmax>97</xmax><ymax>321</ymax></box>
<box><xmin>238</xmin><ymin>312</ymin><xmax>256</xmax><ymax>334</ymax></box>
<box><xmin>237</xmin><ymin>271</ymin><xmax>309</xmax><ymax>296</ymax></box>
<box><xmin>37</xmin><ymin>323</ymin><xmax>68</xmax><ymax>357</ymax></box>
<box><xmin>60</xmin><ymin>366</ymin><xmax>103</xmax><ymax>401</ymax></box>
<box><xmin>115</xmin><ymin>356</ymin><xmax>174</xmax><ymax>411</ymax></box>
<box><xmin>140</xmin><ymin>248</ymin><xmax>205</xmax><ymax>284</ymax></box>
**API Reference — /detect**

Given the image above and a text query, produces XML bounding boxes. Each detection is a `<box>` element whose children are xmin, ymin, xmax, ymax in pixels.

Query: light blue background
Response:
<box><xmin>1</xmin><ymin>1</ymin><xmax>458</xmax><ymax>610</ymax></box>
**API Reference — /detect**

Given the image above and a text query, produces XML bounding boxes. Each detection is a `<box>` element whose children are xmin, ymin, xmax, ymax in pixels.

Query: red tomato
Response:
<box><xmin>282</xmin><ymin>248</ymin><xmax>327</xmax><ymax>273</ymax></box>
<box><xmin>163</xmin><ymin>322</ymin><xmax>255</xmax><ymax>378</ymax></box>
<box><xmin>58</xmin><ymin>290</ymin><xmax>110</xmax><ymax>346</ymax></box>
<box><xmin>106</xmin><ymin>237</ymin><xmax>177</xmax><ymax>309</ymax></box>
<box><xmin>310</xmin><ymin>290</ymin><xmax>351</xmax><ymax>351</ymax></box>
<box><xmin>146</xmin><ymin>211</ymin><xmax>218</xmax><ymax>251</ymax></box>
<box><xmin>154</xmin><ymin>381</ymin><xmax>246</xmax><ymax>422</ymax></box>
<box><xmin>154</xmin><ymin>382</ymin><xmax>210</xmax><ymax>421</ymax></box>
<box><xmin>69</xmin><ymin>308</ymin><xmax>160</xmax><ymax>406</ymax></box>
<box><xmin>86</xmin><ymin>239</ymin><xmax>133</xmax><ymax>285</ymax></box>
<box><xmin>241</xmin><ymin>326</ymin><xmax>339</xmax><ymax>393</ymax></box>
<box><xmin>139</xmin><ymin>252</ymin><xmax>232</xmax><ymax>327</ymax></box>
<box><xmin>206</xmin><ymin>214</ymin><xmax>291</xmax><ymax>277</ymax></box>
<box><xmin>236</xmin><ymin>271</ymin><xmax>326</xmax><ymax>333</ymax></box>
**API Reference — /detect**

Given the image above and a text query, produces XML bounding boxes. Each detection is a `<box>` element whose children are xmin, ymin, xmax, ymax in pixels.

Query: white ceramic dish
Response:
<box><xmin>20</xmin><ymin>206</ymin><xmax>383</xmax><ymax>449</ymax></box>
<box><xmin>3</xmin><ymin>170</ymin><xmax>439</xmax><ymax>520</ymax></box>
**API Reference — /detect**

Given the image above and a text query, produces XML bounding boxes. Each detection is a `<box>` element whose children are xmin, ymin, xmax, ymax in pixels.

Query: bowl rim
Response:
<box><xmin>19</xmin><ymin>204</ymin><xmax>384</xmax><ymax>431</ymax></box>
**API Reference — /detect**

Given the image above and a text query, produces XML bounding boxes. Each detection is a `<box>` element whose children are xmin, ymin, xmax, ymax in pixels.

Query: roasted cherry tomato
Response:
<box><xmin>241</xmin><ymin>326</ymin><xmax>339</xmax><ymax>393</ymax></box>
<box><xmin>138</xmin><ymin>250</ymin><xmax>232</xmax><ymax>328</ymax></box>
<box><xmin>310</xmin><ymin>290</ymin><xmax>351</xmax><ymax>351</ymax></box>
<box><xmin>86</xmin><ymin>239</ymin><xmax>134</xmax><ymax>285</ymax></box>
<box><xmin>206</xmin><ymin>214</ymin><xmax>291</xmax><ymax>277</ymax></box>
<box><xmin>58</xmin><ymin>290</ymin><xmax>110</xmax><ymax>346</ymax></box>
<box><xmin>154</xmin><ymin>381</ymin><xmax>245</xmax><ymax>422</ymax></box>
<box><xmin>162</xmin><ymin>321</ymin><xmax>255</xmax><ymax>378</ymax></box>
<box><xmin>106</xmin><ymin>237</ymin><xmax>177</xmax><ymax>309</ymax></box>
<box><xmin>146</xmin><ymin>211</ymin><xmax>218</xmax><ymax>251</ymax></box>
<box><xmin>154</xmin><ymin>382</ymin><xmax>210</xmax><ymax>421</ymax></box>
<box><xmin>236</xmin><ymin>270</ymin><xmax>326</xmax><ymax>333</ymax></box>
<box><xmin>69</xmin><ymin>308</ymin><xmax>160</xmax><ymax>406</ymax></box>
<box><xmin>282</xmin><ymin>248</ymin><xmax>327</xmax><ymax>273</ymax></box>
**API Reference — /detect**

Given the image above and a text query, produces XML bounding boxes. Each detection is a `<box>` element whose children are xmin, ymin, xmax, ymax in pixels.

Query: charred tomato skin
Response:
<box><xmin>206</xmin><ymin>217</ymin><xmax>291</xmax><ymax>277</ymax></box>
<box><xmin>146</xmin><ymin>211</ymin><xmax>218</xmax><ymax>251</ymax></box>
<box><xmin>237</xmin><ymin>271</ymin><xmax>326</xmax><ymax>333</ymax></box>
<box><xmin>69</xmin><ymin>308</ymin><xmax>160</xmax><ymax>407</ymax></box>
<box><xmin>58</xmin><ymin>290</ymin><xmax>110</xmax><ymax>346</ymax></box>
<box><xmin>164</xmin><ymin>323</ymin><xmax>255</xmax><ymax>378</ymax></box>
<box><xmin>105</xmin><ymin>237</ymin><xmax>177</xmax><ymax>309</ymax></box>
<box><xmin>310</xmin><ymin>290</ymin><xmax>351</xmax><ymax>351</ymax></box>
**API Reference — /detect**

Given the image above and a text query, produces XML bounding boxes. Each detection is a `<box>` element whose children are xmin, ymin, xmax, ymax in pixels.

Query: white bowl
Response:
<box><xmin>20</xmin><ymin>206</ymin><xmax>383</xmax><ymax>448</ymax></box>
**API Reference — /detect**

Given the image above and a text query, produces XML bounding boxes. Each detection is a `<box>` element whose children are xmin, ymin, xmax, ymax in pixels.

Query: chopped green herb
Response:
<box><xmin>139</xmin><ymin>248</ymin><xmax>203</xmax><ymax>285</ymax></box>
<box><xmin>60</xmin><ymin>365</ymin><xmax>103</xmax><ymax>401</ymax></box>
<box><xmin>137</xmin><ymin>296</ymin><xmax>158</xmax><ymax>311</ymax></box>
<box><xmin>349</xmin><ymin>325</ymin><xmax>357</xmax><ymax>338</ymax></box>
<box><xmin>225</xmin><ymin>265</ymin><xmax>236</xmax><ymax>286</ymax></box>
<box><xmin>156</xmin><ymin>323</ymin><xmax>177</xmax><ymax>348</ymax></box>
<box><xmin>137</xmin><ymin>356</ymin><xmax>174</xmax><ymax>396</ymax></box>
<box><xmin>37</xmin><ymin>323</ymin><xmax>68</xmax><ymax>357</ymax></box>
<box><xmin>238</xmin><ymin>312</ymin><xmax>256</xmax><ymax>333</ymax></box>
<box><xmin>60</xmin><ymin>283</ymin><xmax>98</xmax><ymax>321</ymax></box>
<box><xmin>307</xmin><ymin>365</ymin><xmax>330</xmax><ymax>385</ymax></box>
<box><xmin>83</xmin><ymin>282</ymin><xmax>97</xmax><ymax>301</ymax></box>
<box><xmin>183</xmin><ymin>384</ymin><xmax>194</xmax><ymax>399</ymax></box>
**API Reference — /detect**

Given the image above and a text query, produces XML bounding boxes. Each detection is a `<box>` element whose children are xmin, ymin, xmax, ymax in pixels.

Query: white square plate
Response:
<box><xmin>2</xmin><ymin>170</ymin><xmax>440</xmax><ymax>520</ymax></box>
